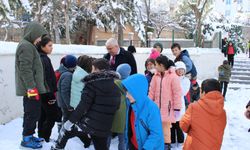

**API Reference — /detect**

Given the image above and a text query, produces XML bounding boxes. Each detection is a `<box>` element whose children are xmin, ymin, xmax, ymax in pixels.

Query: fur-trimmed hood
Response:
<box><xmin>82</xmin><ymin>70</ymin><xmax>120</xmax><ymax>84</ymax></box>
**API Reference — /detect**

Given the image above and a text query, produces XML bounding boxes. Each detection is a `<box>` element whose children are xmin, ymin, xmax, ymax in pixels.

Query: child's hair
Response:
<box><xmin>127</xmin><ymin>45</ymin><xmax>136</xmax><ymax>53</ymax></box>
<box><xmin>155</xmin><ymin>55</ymin><xmax>175</xmax><ymax>70</ymax></box>
<box><xmin>145</xmin><ymin>58</ymin><xmax>156</xmax><ymax>69</ymax></box>
<box><xmin>92</xmin><ymin>58</ymin><xmax>110</xmax><ymax>71</ymax></box>
<box><xmin>77</xmin><ymin>55</ymin><xmax>94</xmax><ymax>73</ymax></box>
<box><xmin>223</xmin><ymin>60</ymin><xmax>229</xmax><ymax>65</ymax></box>
<box><xmin>153</xmin><ymin>42</ymin><xmax>163</xmax><ymax>52</ymax></box>
<box><xmin>171</xmin><ymin>43</ymin><xmax>181</xmax><ymax>50</ymax></box>
<box><xmin>201</xmin><ymin>79</ymin><xmax>221</xmax><ymax>94</ymax></box>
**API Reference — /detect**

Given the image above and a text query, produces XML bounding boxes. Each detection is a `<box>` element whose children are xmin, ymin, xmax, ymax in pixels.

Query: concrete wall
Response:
<box><xmin>0</xmin><ymin>48</ymin><xmax>224</xmax><ymax>124</ymax></box>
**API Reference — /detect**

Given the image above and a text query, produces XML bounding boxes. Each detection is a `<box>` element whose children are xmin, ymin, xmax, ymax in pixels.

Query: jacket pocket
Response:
<box><xmin>140</xmin><ymin>119</ymin><xmax>150</xmax><ymax>134</ymax></box>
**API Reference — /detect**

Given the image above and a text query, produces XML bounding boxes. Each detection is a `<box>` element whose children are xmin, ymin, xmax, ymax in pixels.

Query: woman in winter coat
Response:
<box><xmin>70</xmin><ymin>55</ymin><xmax>94</xmax><ymax>109</ymax></box>
<box><xmin>36</xmin><ymin>36</ymin><xmax>58</xmax><ymax>142</ymax></box>
<box><xmin>122</xmin><ymin>74</ymin><xmax>164</xmax><ymax>150</ymax></box>
<box><xmin>226</xmin><ymin>41</ymin><xmax>237</xmax><ymax>67</ymax></box>
<box><xmin>180</xmin><ymin>79</ymin><xmax>226</xmax><ymax>150</ymax></box>
<box><xmin>171</xmin><ymin>61</ymin><xmax>190</xmax><ymax>147</ymax></box>
<box><xmin>149</xmin><ymin>55</ymin><xmax>182</xmax><ymax>150</ymax></box>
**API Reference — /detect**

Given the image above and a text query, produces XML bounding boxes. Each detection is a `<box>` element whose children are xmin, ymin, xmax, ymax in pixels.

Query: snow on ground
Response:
<box><xmin>0</xmin><ymin>88</ymin><xmax>249</xmax><ymax>150</ymax></box>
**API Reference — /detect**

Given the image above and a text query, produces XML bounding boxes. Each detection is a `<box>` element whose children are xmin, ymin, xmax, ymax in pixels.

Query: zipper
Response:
<box><xmin>159</xmin><ymin>75</ymin><xmax>163</xmax><ymax>109</ymax></box>
<box><xmin>168</xmin><ymin>101</ymin><xmax>171</xmax><ymax>116</ymax></box>
<box><xmin>140</xmin><ymin>119</ymin><xmax>150</xmax><ymax>134</ymax></box>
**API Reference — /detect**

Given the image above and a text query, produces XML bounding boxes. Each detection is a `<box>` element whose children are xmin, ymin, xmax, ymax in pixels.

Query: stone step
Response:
<box><xmin>231</xmin><ymin>71</ymin><xmax>250</xmax><ymax>76</ymax></box>
<box><xmin>233</xmin><ymin>64</ymin><xmax>250</xmax><ymax>67</ymax></box>
<box><xmin>229</xmin><ymin>87</ymin><xmax>250</xmax><ymax>90</ymax></box>
<box><xmin>230</xmin><ymin>80</ymin><xmax>250</xmax><ymax>84</ymax></box>
<box><xmin>231</xmin><ymin>75</ymin><xmax>250</xmax><ymax>80</ymax></box>
<box><xmin>232</xmin><ymin>67</ymin><xmax>250</xmax><ymax>72</ymax></box>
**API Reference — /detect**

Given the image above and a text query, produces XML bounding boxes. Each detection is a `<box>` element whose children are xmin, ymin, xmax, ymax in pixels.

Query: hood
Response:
<box><xmin>82</xmin><ymin>70</ymin><xmax>119</xmax><ymax>84</ymax></box>
<box><xmin>221</xmin><ymin>64</ymin><xmax>231</xmax><ymax>71</ymax></box>
<box><xmin>73</xmin><ymin>66</ymin><xmax>88</xmax><ymax>83</ymax></box>
<box><xmin>58</xmin><ymin>65</ymin><xmax>70</xmax><ymax>74</ymax></box>
<box><xmin>122</xmin><ymin>74</ymin><xmax>148</xmax><ymax>109</ymax></box>
<box><xmin>198</xmin><ymin>91</ymin><xmax>225</xmax><ymax>116</ymax></box>
<box><xmin>155</xmin><ymin>67</ymin><xmax>175</xmax><ymax>77</ymax></box>
<box><xmin>23</xmin><ymin>21</ymin><xmax>47</xmax><ymax>43</ymax></box>
<box><xmin>181</xmin><ymin>49</ymin><xmax>190</xmax><ymax>57</ymax></box>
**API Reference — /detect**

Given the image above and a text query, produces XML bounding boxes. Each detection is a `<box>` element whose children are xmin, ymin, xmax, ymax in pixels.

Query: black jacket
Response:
<box><xmin>104</xmin><ymin>47</ymin><xmax>137</xmax><ymax>75</ymax></box>
<box><xmin>69</xmin><ymin>70</ymin><xmax>121</xmax><ymax>137</ymax></box>
<box><xmin>38</xmin><ymin>51</ymin><xmax>57</xmax><ymax>101</ymax></box>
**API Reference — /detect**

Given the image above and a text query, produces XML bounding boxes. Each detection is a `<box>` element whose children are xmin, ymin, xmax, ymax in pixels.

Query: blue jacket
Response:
<box><xmin>70</xmin><ymin>66</ymin><xmax>88</xmax><ymax>108</ymax></box>
<box><xmin>122</xmin><ymin>74</ymin><xmax>164</xmax><ymax>150</ymax></box>
<box><xmin>57</xmin><ymin>66</ymin><xmax>73</xmax><ymax>109</ymax></box>
<box><xmin>175</xmin><ymin>50</ymin><xmax>197</xmax><ymax>78</ymax></box>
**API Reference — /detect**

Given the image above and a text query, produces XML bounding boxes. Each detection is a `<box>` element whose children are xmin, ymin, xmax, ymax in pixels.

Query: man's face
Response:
<box><xmin>171</xmin><ymin>47</ymin><xmax>181</xmax><ymax>57</ymax></box>
<box><xmin>106</xmin><ymin>44</ymin><xmax>119</xmax><ymax>56</ymax></box>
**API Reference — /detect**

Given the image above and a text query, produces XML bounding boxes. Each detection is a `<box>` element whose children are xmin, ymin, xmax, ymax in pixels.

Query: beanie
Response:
<box><xmin>116</xmin><ymin>64</ymin><xmax>131</xmax><ymax>80</ymax></box>
<box><xmin>64</xmin><ymin>55</ymin><xmax>77</xmax><ymax>69</ymax></box>
<box><xmin>175</xmin><ymin>61</ymin><xmax>186</xmax><ymax>71</ymax></box>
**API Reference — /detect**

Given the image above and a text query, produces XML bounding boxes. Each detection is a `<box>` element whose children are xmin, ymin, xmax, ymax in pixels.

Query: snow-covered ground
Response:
<box><xmin>0</xmin><ymin>87</ymin><xmax>249</xmax><ymax>150</ymax></box>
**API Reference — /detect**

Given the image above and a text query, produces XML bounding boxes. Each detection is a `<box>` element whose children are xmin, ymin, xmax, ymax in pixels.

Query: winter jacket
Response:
<box><xmin>69</xmin><ymin>71</ymin><xmax>121</xmax><ymax>137</ymax></box>
<box><xmin>111</xmin><ymin>80</ymin><xmax>127</xmax><ymax>134</ymax></box>
<box><xmin>56</xmin><ymin>66</ymin><xmax>73</xmax><ymax>109</ymax></box>
<box><xmin>149</xmin><ymin>68</ymin><xmax>182</xmax><ymax>123</ymax></box>
<box><xmin>104</xmin><ymin>47</ymin><xmax>137</xmax><ymax>75</ymax></box>
<box><xmin>225</xmin><ymin>42</ymin><xmax>237</xmax><ymax>55</ymax></box>
<box><xmin>180</xmin><ymin>91</ymin><xmax>227</xmax><ymax>150</ymax></box>
<box><xmin>15</xmin><ymin>21</ymin><xmax>48</xmax><ymax>96</ymax></box>
<box><xmin>38</xmin><ymin>51</ymin><xmax>57</xmax><ymax>101</ymax></box>
<box><xmin>218</xmin><ymin>64</ymin><xmax>231</xmax><ymax>83</ymax></box>
<box><xmin>174</xmin><ymin>50</ymin><xmax>197</xmax><ymax>78</ymax></box>
<box><xmin>178</xmin><ymin>76</ymin><xmax>190</xmax><ymax>121</ymax></box>
<box><xmin>122</xmin><ymin>74</ymin><xmax>164</xmax><ymax>150</ymax></box>
<box><xmin>70</xmin><ymin>66</ymin><xmax>88</xmax><ymax>109</ymax></box>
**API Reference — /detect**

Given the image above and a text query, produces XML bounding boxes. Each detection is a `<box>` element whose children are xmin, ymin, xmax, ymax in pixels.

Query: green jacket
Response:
<box><xmin>15</xmin><ymin>21</ymin><xmax>48</xmax><ymax>96</ymax></box>
<box><xmin>111</xmin><ymin>80</ymin><xmax>127</xmax><ymax>133</ymax></box>
<box><xmin>218</xmin><ymin>64</ymin><xmax>231</xmax><ymax>82</ymax></box>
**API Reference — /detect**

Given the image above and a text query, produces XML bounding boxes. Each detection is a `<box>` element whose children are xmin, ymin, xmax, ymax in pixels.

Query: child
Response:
<box><xmin>122</xmin><ymin>74</ymin><xmax>164</xmax><ymax>150</ymax></box>
<box><xmin>149</xmin><ymin>55</ymin><xmax>182</xmax><ymax>150</ymax></box>
<box><xmin>218</xmin><ymin>60</ymin><xmax>231</xmax><ymax>98</ymax></box>
<box><xmin>171</xmin><ymin>43</ymin><xmax>197</xmax><ymax>81</ymax></box>
<box><xmin>226</xmin><ymin>41</ymin><xmax>237</xmax><ymax>67</ymax></box>
<box><xmin>52</xmin><ymin>58</ymin><xmax>121</xmax><ymax>150</ymax></box>
<box><xmin>153</xmin><ymin>42</ymin><xmax>164</xmax><ymax>53</ymax></box>
<box><xmin>180</xmin><ymin>79</ymin><xmax>226</xmax><ymax>150</ymax></box>
<box><xmin>127</xmin><ymin>45</ymin><xmax>136</xmax><ymax>54</ymax></box>
<box><xmin>171</xmin><ymin>61</ymin><xmax>190</xmax><ymax>148</ymax></box>
<box><xmin>70</xmin><ymin>55</ymin><xmax>94</xmax><ymax>109</ymax></box>
<box><xmin>36</xmin><ymin>36</ymin><xmax>58</xmax><ymax>142</ymax></box>
<box><xmin>190</xmin><ymin>82</ymin><xmax>200</xmax><ymax>103</ymax></box>
<box><xmin>144</xmin><ymin>58</ymin><xmax>156</xmax><ymax>85</ymax></box>
<box><xmin>57</xmin><ymin>55</ymin><xmax>77</xmax><ymax>123</ymax></box>
<box><xmin>107</xmin><ymin>63</ymin><xmax>131</xmax><ymax>150</ymax></box>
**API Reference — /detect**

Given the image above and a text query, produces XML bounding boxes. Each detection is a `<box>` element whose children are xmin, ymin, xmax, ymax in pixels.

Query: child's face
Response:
<box><xmin>146</xmin><ymin>62</ymin><xmax>155</xmax><ymax>71</ymax></box>
<box><xmin>155</xmin><ymin>62</ymin><xmax>165</xmax><ymax>73</ymax></box>
<box><xmin>171</xmin><ymin>47</ymin><xmax>181</xmax><ymax>57</ymax></box>
<box><xmin>155</xmin><ymin>46</ymin><xmax>162</xmax><ymax>53</ymax></box>
<box><xmin>176</xmin><ymin>68</ymin><xmax>185</xmax><ymax>76</ymax></box>
<box><xmin>126</xmin><ymin>92</ymin><xmax>136</xmax><ymax>103</ymax></box>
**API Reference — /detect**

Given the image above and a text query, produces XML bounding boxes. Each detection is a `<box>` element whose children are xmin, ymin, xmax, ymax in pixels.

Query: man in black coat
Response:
<box><xmin>104</xmin><ymin>38</ymin><xmax>137</xmax><ymax>74</ymax></box>
<box><xmin>52</xmin><ymin>58</ymin><xmax>121</xmax><ymax>150</ymax></box>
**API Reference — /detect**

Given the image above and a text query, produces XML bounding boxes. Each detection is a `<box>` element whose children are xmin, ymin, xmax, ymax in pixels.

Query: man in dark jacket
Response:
<box><xmin>15</xmin><ymin>21</ymin><xmax>48</xmax><ymax>149</ymax></box>
<box><xmin>104</xmin><ymin>38</ymin><xmax>137</xmax><ymax>74</ymax></box>
<box><xmin>52</xmin><ymin>58</ymin><xmax>121</xmax><ymax>150</ymax></box>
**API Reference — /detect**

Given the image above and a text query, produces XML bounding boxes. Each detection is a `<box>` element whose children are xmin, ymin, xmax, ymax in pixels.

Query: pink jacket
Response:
<box><xmin>149</xmin><ymin>68</ymin><xmax>182</xmax><ymax>122</ymax></box>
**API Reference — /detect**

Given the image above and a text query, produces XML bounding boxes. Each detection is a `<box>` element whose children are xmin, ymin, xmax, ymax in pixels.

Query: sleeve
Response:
<box><xmin>142</xmin><ymin>105</ymin><xmax>164</xmax><ymax>149</ymax></box>
<box><xmin>180</xmin><ymin>104</ymin><xmax>193</xmax><ymax>133</ymax></box>
<box><xmin>172</xmin><ymin>76</ymin><xmax>182</xmax><ymax>110</ymax></box>
<box><xmin>69</xmin><ymin>84</ymin><xmax>95</xmax><ymax>123</ymax></box>
<box><xmin>61</xmin><ymin>73</ymin><xmax>73</xmax><ymax>109</ymax></box>
<box><xmin>18</xmin><ymin>45</ymin><xmax>36</xmax><ymax>90</ymax></box>
<box><xmin>127</xmin><ymin>52</ymin><xmax>137</xmax><ymax>74</ymax></box>
<box><xmin>148</xmin><ymin>76</ymin><xmax>156</xmax><ymax>100</ymax></box>
<box><xmin>182</xmin><ymin>56</ymin><xmax>193</xmax><ymax>73</ymax></box>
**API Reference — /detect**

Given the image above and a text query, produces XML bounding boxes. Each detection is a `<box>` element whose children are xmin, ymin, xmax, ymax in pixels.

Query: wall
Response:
<box><xmin>0</xmin><ymin>42</ymin><xmax>224</xmax><ymax>124</ymax></box>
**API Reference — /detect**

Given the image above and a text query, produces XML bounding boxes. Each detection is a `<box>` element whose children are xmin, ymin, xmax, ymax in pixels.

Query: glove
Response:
<box><xmin>27</xmin><ymin>88</ymin><xmax>40</xmax><ymax>101</ymax></box>
<box><xmin>174</xmin><ymin>110</ymin><xmax>181</xmax><ymax>120</ymax></box>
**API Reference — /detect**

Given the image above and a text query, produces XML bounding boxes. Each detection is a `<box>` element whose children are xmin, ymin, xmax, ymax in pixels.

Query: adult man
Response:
<box><xmin>104</xmin><ymin>38</ymin><xmax>137</xmax><ymax>74</ymax></box>
<box><xmin>15</xmin><ymin>21</ymin><xmax>48</xmax><ymax>149</ymax></box>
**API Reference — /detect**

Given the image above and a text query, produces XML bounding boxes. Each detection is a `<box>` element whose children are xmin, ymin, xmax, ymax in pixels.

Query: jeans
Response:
<box><xmin>107</xmin><ymin>133</ymin><xmax>125</xmax><ymax>150</ymax></box>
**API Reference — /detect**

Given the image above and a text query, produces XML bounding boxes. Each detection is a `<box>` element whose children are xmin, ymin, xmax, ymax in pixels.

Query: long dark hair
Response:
<box><xmin>155</xmin><ymin>55</ymin><xmax>175</xmax><ymax>70</ymax></box>
<box><xmin>37</xmin><ymin>36</ymin><xmax>52</xmax><ymax>53</ymax></box>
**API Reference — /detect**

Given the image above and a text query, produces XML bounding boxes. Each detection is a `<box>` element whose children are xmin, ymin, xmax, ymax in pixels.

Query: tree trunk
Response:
<box><xmin>64</xmin><ymin>0</ymin><xmax>71</xmax><ymax>44</ymax></box>
<box><xmin>116</xmin><ymin>11</ymin><xmax>123</xmax><ymax>46</ymax></box>
<box><xmin>4</xmin><ymin>26</ymin><xmax>8</xmax><ymax>41</ymax></box>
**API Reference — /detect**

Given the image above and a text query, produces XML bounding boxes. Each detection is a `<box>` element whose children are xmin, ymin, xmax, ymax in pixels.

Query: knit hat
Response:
<box><xmin>175</xmin><ymin>61</ymin><xmax>186</xmax><ymax>71</ymax></box>
<box><xmin>116</xmin><ymin>64</ymin><xmax>131</xmax><ymax>80</ymax></box>
<box><xmin>64</xmin><ymin>55</ymin><xmax>77</xmax><ymax>68</ymax></box>
<box><xmin>153</xmin><ymin>42</ymin><xmax>163</xmax><ymax>52</ymax></box>
<box><xmin>149</xmin><ymin>49</ymin><xmax>161</xmax><ymax>60</ymax></box>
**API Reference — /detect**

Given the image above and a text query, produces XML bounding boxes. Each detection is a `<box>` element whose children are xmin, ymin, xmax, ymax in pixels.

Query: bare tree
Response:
<box><xmin>64</xmin><ymin>0</ymin><xmax>71</xmax><ymax>44</ymax></box>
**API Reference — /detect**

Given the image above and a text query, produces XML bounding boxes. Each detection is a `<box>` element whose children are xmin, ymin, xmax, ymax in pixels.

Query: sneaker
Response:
<box><xmin>21</xmin><ymin>136</ymin><xmax>43</xmax><ymax>149</ymax></box>
<box><xmin>31</xmin><ymin>136</ymin><xmax>45</xmax><ymax>142</ymax></box>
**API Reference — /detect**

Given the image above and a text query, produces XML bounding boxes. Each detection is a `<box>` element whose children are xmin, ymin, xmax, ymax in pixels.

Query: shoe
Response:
<box><xmin>51</xmin><ymin>145</ymin><xmax>64</xmax><ymax>150</ymax></box>
<box><xmin>21</xmin><ymin>135</ymin><xmax>43</xmax><ymax>149</ymax></box>
<box><xmin>170</xmin><ymin>143</ymin><xmax>177</xmax><ymax>148</ymax></box>
<box><xmin>164</xmin><ymin>143</ymin><xmax>171</xmax><ymax>150</ymax></box>
<box><xmin>31</xmin><ymin>136</ymin><xmax>45</xmax><ymax>142</ymax></box>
